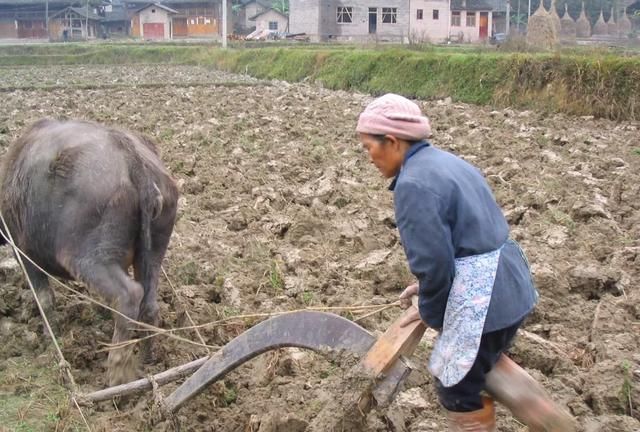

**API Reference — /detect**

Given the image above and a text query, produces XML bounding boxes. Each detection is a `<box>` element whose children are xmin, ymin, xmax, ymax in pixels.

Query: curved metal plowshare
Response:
<box><xmin>163</xmin><ymin>310</ymin><xmax>418</xmax><ymax>413</ymax></box>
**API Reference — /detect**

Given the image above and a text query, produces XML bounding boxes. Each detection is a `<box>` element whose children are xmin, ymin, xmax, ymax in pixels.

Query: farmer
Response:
<box><xmin>356</xmin><ymin>94</ymin><xmax>575</xmax><ymax>431</ymax></box>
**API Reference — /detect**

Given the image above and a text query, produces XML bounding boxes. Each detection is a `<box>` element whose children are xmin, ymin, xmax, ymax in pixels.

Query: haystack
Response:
<box><xmin>560</xmin><ymin>4</ymin><xmax>577</xmax><ymax>40</ymax></box>
<box><xmin>606</xmin><ymin>7</ymin><xmax>618</xmax><ymax>36</ymax></box>
<box><xmin>593</xmin><ymin>10</ymin><xmax>608</xmax><ymax>35</ymax></box>
<box><xmin>618</xmin><ymin>8</ymin><xmax>632</xmax><ymax>36</ymax></box>
<box><xmin>550</xmin><ymin>0</ymin><xmax>562</xmax><ymax>36</ymax></box>
<box><xmin>576</xmin><ymin>2</ymin><xmax>591</xmax><ymax>37</ymax></box>
<box><xmin>527</xmin><ymin>1</ymin><xmax>558</xmax><ymax>49</ymax></box>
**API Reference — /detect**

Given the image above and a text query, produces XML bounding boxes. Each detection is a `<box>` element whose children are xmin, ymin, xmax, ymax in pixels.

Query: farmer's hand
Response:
<box><xmin>398</xmin><ymin>307</ymin><xmax>422</xmax><ymax>328</ymax></box>
<box><xmin>398</xmin><ymin>283</ymin><xmax>422</xmax><ymax>328</ymax></box>
<box><xmin>399</xmin><ymin>283</ymin><xmax>418</xmax><ymax>309</ymax></box>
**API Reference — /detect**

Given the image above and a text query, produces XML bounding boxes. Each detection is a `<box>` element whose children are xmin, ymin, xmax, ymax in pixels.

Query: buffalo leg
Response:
<box><xmin>135</xmin><ymin>205</ymin><xmax>176</xmax><ymax>363</ymax></box>
<box><xmin>23</xmin><ymin>261</ymin><xmax>58</xmax><ymax>336</ymax></box>
<box><xmin>134</xmin><ymin>249</ymin><xmax>163</xmax><ymax>364</ymax></box>
<box><xmin>80</xmin><ymin>263</ymin><xmax>143</xmax><ymax>386</ymax></box>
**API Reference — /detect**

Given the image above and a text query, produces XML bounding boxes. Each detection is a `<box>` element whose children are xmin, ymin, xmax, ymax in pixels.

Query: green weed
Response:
<box><xmin>268</xmin><ymin>261</ymin><xmax>284</xmax><ymax>292</ymax></box>
<box><xmin>620</xmin><ymin>360</ymin><xmax>634</xmax><ymax>415</ymax></box>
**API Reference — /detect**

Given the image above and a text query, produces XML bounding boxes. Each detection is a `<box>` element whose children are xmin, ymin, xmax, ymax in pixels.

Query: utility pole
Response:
<box><xmin>506</xmin><ymin>1</ymin><xmax>510</xmax><ymax>34</ymax></box>
<box><xmin>528</xmin><ymin>0</ymin><xmax>531</xmax><ymax>20</ymax></box>
<box><xmin>222</xmin><ymin>0</ymin><xmax>227</xmax><ymax>48</ymax></box>
<box><xmin>516</xmin><ymin>0</ymin><xmax>520</xmax><ymax>31</ymax></box>
<box><xmin>447</xmin><ymin>0</ymin><xmax>451</xmax><ymax>41</ymax></box>
<box><xmin>45</xmin><ymin>0</ymin><xmax>49</xmax><ymax>34</ymax></box>
<box><xmin>86</xmin><ymin>0</ymin><xmax>90</xmax><ymax>40</ymax></box>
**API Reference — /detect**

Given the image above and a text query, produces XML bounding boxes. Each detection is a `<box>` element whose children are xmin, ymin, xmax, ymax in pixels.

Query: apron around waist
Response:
<box><xmin>428</xmin><ymin>243</ymin><xmax>505</xmax><ymax>387</ymax></box>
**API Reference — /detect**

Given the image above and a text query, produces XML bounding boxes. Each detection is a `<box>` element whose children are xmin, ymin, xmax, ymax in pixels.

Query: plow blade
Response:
<box><xmin>164</xmin><ymin>310</ymin><xmax>414</xmax><ymax>413</ymax></box>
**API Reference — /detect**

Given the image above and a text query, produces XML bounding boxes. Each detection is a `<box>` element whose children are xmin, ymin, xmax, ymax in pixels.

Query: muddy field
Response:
<box><xmin>0</xmin><ymin>64</ymin><xmax>638</xmax><ymax>432</ymax></box>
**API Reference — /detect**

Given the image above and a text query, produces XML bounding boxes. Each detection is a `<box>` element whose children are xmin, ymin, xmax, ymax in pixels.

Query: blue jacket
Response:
<box><xmin>391</xmin><ymin>142</ymin><xmax>538</xmax><ymax>333</ymax></box>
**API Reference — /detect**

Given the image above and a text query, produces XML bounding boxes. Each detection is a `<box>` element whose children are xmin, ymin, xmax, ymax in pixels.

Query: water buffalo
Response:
<box><xmin>0</xmin><ymin>119</ymin><xmax>179</xmax><ymax>386</ymax></box>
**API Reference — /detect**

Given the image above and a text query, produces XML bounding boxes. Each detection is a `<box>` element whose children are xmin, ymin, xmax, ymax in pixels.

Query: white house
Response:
<box><xmin>289</xmin><ymin>0</ymin><xmax>410</xmax><ymax>42</ymax></box>
<box><xmin>290</xmin><ymin>0</ymin><xmax>497</xmax><ymax>43</ymax></box>
<box><xmin>132</xmin><ymin>3</ymin><xmax>178</xmax><ymax>40</ymax></box>
<box><xmin>409</xmin><ymin>0</ymin><xmax>449</xmax><ymax>42</ymax></box>
<box><xmin>237</xmin><ymin>0</ymin><xmax>272</xmax><ymax>32</ymax></box>
<box><xmin>250</xmin><ymin>8</ymin><xmax>288</xmax><ymax>32</ymax></box>
<box><xmin>410</xmin><ymin>0</ymin><xmax>493</xmax><ymax>43</ymax></box>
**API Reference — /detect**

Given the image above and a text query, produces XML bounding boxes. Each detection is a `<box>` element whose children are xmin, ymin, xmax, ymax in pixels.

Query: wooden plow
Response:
<box><xmin>78</xmin><ymin>306</ymin><xmax>427</xmax><ymax>427</ymax></box>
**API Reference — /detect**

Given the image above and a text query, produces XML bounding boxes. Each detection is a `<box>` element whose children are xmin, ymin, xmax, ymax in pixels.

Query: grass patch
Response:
<box><xmin>176</xmin><ymin>261</ymin><xmax>200</xmax><ymax>285</ymax></box>
<box><xmin>0</xmin><ymin>358</ymin><xmax>83</xmax><ymax>432</ymax></box>
<box><xmin>619</xmin><ymin>360</ymin><xmax>634</xmax><ymax>416</ymax></box>
<box><xmin>268</xmin><ymin>261</ymin><xmax>284</xmax><ymax>292</ymax></box>
<box><xmin>301</xmin><ymin>291</ymin><xmax>314</xmax><ymax>306</ymax></box>
<box><xmin>1</xmin><ymin>44</ymin><xmax>639</xmax><ymax>120</ymax></box>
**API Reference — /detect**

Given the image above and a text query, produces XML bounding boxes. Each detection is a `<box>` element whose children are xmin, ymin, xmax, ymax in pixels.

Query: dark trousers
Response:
<box><xmin>435</xmin><ymin>320</ymin><xmax>522</xmax><ymax>412</ymax></box>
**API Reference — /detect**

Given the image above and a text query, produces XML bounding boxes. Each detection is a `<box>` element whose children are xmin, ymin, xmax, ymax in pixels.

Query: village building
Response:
<box><xmin>289</xmin><ymin>0</ymin><xmax>410</xmax><ymax>42</ymax></box>
<box><xmin>130</xmin><ymin>2</ymin><xmax>177</xmax><ymax>39</ymax></box>
<box><xmin>448</xmin><ymin>0</ymin><xmax>493</xmax><ymax>42</ymax></box>
<box><xmin>288</xmin><ymin>0</ymin><xmax>503</xmax><ymax>43</ymax></box>
<box><xmin>249</xmin><ymin>7</ymin><xmax>287</xmax><ymax>32</ymax></box>
<box><xmin>0</xmin><ymin>0</ymin><xmax>71</xmax><ymax>38</ymax></box>
<box><xmin>102</xmin><ymin>0</ymin><xmax>131</xmax><ymax>37</ymax></box>
<box><xmin>124</xmin><ymin>0</ymin><xmax>231</xmax><ymax>39</ymax></box>
<box><xmin>48</xmin><ymin>6</ymin><xmax>101</xmax><ymax>40</ymax></box>
<box><xmin>235</xmin><ymin>0</ymin><xmax>271</xmax><ymax>33</ymax></box>
<box><xmin>0</xmin><ymin>0</ymin><xmax>232</xmax><ymax>40</ymax></box>
<box><xmin>409</xmin><ymin>0</ymin><xmax>493</xmax><ymax>42</ymax></box>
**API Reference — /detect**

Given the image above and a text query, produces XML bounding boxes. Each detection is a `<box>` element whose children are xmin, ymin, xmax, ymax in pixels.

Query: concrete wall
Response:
<box><xmin>254</xmin><ymin>10</ymin><xmax>288</xmax><ymax>31</ymax></box>
<box><xmin>410</xmin><ymin>0</ymin><xmax>449</xmax><ymax>42</ymax></box>
<box><xmin>289</xmin><ymin>0</ymin><xmax>320</xmax><ymax>39</ymax></box>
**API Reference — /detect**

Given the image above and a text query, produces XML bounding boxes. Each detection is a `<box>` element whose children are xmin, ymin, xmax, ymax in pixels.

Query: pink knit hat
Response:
<box><xmin>356</xmin><ymin>94</ymin><xmax>431</xmax><ymax>141</ymax></box>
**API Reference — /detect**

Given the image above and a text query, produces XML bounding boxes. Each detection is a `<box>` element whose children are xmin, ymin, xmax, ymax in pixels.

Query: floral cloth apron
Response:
<box><xmin>428</xmin><ymin>244</ymin><xmax>504</xmax><ymax>387</ymax></box>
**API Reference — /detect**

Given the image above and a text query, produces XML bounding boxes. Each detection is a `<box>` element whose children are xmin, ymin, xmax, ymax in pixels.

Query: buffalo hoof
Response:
<box><xmin>107</xmin><ymin>347</ymin><xmax>139</xmax><ymax>387</ymax></box>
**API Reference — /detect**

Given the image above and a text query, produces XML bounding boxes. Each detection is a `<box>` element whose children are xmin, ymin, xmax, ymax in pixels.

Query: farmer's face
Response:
<box><xmin>360</xmin><ymin>133</ymin><xmax>405</xmax><ymax>178</ymax></box>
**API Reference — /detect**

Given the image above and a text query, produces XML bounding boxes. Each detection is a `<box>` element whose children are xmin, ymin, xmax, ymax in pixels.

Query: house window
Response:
<box><xmin>337</xmin><ymin>6</ymin><xmax>353</xmax><ymax>23</ymax></box>
<box><xmin>382</xmin><ymin>7</ymin><xmax>397</xmax><ymax>23</ymax></box>
<box><xmin>268</xmin><ymin>21</ymin><xmax>278</xmax><ymax>30</ymax></box>
<box><xmin>433</xmin><ymin>9</ymin><xmax>439</xmax><ymax>20</ymax></box>
<box><xmin>151</xmin><ymin>8</ymin><xmax>156</xmax><ymax>13</ymax></box>
<box><xmin>417</xmin><ymin>9</ymin><xmax>423</xmax><ymax>20</ymax></box>
<box><xmin>466</xmin><ymin>12</ymin><xmax>476</xmax><ymax>27</ymax></box>
<box><xmin>451</xmin><ymin>11</ymin><xmax>461</xmax><ymax>26</ymax></box>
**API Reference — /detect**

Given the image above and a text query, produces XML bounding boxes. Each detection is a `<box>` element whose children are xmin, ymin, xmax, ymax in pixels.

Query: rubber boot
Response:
<box><xmin>485</xmin><ymin>354</ymin><xmax>577</xmax><ymax>432</ymax></box>
<box><xmin>446</xmin><ymin>396</ymin><xmax>496</xmax><ymax>432</ymax></box>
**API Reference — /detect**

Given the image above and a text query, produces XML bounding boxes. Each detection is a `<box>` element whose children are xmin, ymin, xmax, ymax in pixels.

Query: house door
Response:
<box><xmin>479</xmin><ymin>12</ymin><xmax>489</xmax><ymax>39</ymax></box>
<box><xmin>143</xmin><ymin>22</ymin><xmax>165</xmax><ymax>40</ymax></box>
<box><xmin>369</xmin><ymin>8</ymin><xmax>377</xmax><ymax>34</ymax></box>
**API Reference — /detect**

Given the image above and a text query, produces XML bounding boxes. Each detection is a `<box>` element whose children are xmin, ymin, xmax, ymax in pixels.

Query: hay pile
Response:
<box><xmin>550</xmin><ymin>0</ymin><xmax>562</xmax><ymax>36</ymax></box>
<box><xmin>593</xmin><ymin>10</ymin><xmax>608</xmax><ymax>35</ymax></box>
<box><xmin>576</xmin><ymin>2</ymin><xmax>591</xmax><ymax>37</ymax></box>
<box><xmin>527</xmin><ymin>1</ymin><xmax>559</xmax><ymax>49</ymax></box>
<box><xmin>560</xmin><ymin>4</ymin><xmax>577</xmax><ymax>40</ymax></box>
<box><xmin>618</xmin><ymin>8</ymin><xmax>632</xmax><ymax>36</ymax></box>
<box><xmin>607</xmin><ymin>8</ymin><xmax>618</xmax><ymax>35</ymax></box>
